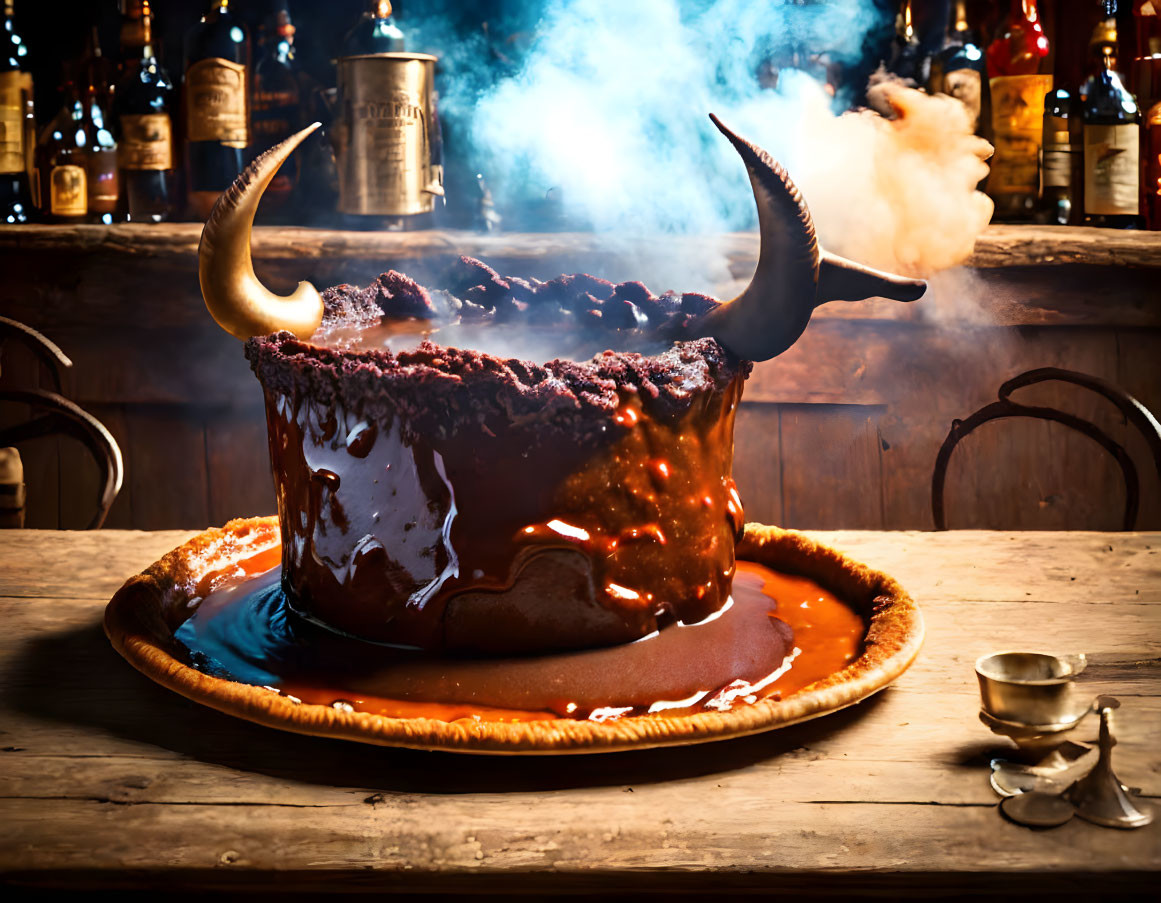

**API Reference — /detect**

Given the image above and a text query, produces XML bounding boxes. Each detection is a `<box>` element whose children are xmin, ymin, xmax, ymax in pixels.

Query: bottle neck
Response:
<box><xmin>946</xmin><ymin>0</ymin><xmax>976</xmax><ymax>47</ymax></box>
<box><xmin>1090</xmin><ymin>8</ymin><xmax>1120</xmax><ymax>71</ymax></box>
<box><xmin>1008</xmin><ymin>0</ymin><xmax>1045</xmax><ymax>33</ymax></box>
<box><xmin>140</xmin><ymin>3</ymin><xmax>154</xmax><ymax>59</ymax></box>
<box><xmin>1096</xmin><ymin>45</ymin><xmax>1119</xmax><ymax>74</ymax></box>
<box><xmin>372</xmin><ymin>1</ymin><xmax>393</xmax><ymax>18</ymax></box>
<box><xmin>951</xmin><ymin>0</ymin><xmax>968</xmax><ymax>34</ymax></box>
<box><xmin>896</xmin><ymin>0</ymin><xmax>916</xmax><ymax>44</ymax></box>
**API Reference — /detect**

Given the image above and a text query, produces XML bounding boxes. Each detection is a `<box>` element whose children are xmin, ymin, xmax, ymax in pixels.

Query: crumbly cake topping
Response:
<box><xmin>245</xmin><ymin>258</ymin><xmax>749</xmax><ymax>436</ymax></box>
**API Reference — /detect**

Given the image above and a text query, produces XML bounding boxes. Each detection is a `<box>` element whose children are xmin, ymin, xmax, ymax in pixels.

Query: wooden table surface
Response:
<box><xmin>1</xmin><ymin>529</ymin><xmax>1158</xmax><ymax>896</ymax></box>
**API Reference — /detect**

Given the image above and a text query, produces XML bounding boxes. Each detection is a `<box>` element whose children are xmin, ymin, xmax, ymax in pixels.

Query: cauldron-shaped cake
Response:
<box><xmin>198</xmin><ymin>118</ymin><xmax>923</xmax><ymax>663</ymax></box>
<box><xmin>98</xmin><ymin>115</ymin><xmax>925</xmax><ymax>749</ymax></box>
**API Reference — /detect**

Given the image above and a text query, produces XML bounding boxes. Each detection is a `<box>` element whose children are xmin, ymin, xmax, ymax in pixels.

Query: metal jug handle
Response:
<box><xmin>1063</xmin><ymin>653</ymin><xmax>1088</xmax><ymax>677</ymax></box>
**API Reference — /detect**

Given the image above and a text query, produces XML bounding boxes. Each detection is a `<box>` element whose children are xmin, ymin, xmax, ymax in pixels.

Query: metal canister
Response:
<box><xmin>333</xmin><ymin>53</ymin><xmax>443</xmax><ymax>218</ymax></box>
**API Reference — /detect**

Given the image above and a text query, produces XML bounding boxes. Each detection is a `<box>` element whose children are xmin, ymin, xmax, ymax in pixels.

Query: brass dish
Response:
<box><xmin>104</xmin><ymin>517</ymin><xmax>923</xmax><ymax>755</ymax></box>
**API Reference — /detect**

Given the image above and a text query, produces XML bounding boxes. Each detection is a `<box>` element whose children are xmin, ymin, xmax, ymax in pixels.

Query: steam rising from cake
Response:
<box><xmin>424</xmin><ymin>1</ymin><xmax>991</xmax><ymax>276</ymax></box>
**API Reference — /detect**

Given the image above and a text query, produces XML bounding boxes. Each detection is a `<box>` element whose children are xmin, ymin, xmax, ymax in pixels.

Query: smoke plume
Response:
<box><xmin>418</xmin><ymin>0</ymin><xmax>991</xmax><ymax>278</ymax></box>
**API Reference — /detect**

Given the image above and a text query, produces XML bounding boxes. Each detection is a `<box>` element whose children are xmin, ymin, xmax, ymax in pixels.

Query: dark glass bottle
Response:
<box><xmin>34</xmin><ymin>77</ymin><xmax>88</xmax><ymax>223</ymax></box>
<box><xmin>114</xmin><ymin>0</ymin><xmax>176</xmax><ymax>222</ymax></box>
<box><xmin>184</xmin><ymin>0</ymin><xmax>250</xmax><ymax>220</ymax></box>
<box><xmin>986</xmin><ymin>0</ymin><xmax>1053</xmax><ymax>221</ymax></box>
<box><xmin>119</xmin><ymin>0</ymin><xmax>148</xmax><ymax>74</ymax></box>
<box><xmin>0</xmin><ymin>0</ymin><xmax>33</xmax><ymax>223</ymax></box>
<box><xmin>888</xmin><ymin>1</ymin><xmax>929</xmax><ymax>85</ymax></box>
<box><xmin>930</xmin><ymin>0</ymin><xmax>987</xmax><ymax>135</ymax></box>
<box><xmin>1080</xmin><ymin>1</ymin><xmax>1141</xmax><ymax>227</ymax></box>
<box><xmin>342</xmin><ymin>0</ymin><xmax>404</xmax><ymax>56</ymax></box>
<box><xmin>1145</xmin><ymin>100</ymin><xmax>1161</xmax><ymax>228</ymax></box>
<box><xmin>79</xmin><ymin>24</ymin><xmax>116</xmax><ymax>119</ymax></box>
<box><xmin>83</xmin><ymin>78</ymin><xmax>120</xmax><ymax>224</ymax></box>
<box><xmin>251</xmin><ymin>1</ymin><xmax>300</xmax><ymax>217</ymax></box>
<box><xmin>1041</xmin><ymin>88</ymin><xmax>1081</xmax><ymax>224</ymax></box>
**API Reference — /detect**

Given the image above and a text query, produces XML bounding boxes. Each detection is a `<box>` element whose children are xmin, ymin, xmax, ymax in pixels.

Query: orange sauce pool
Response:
<box><xmin>180</xmin><ymin>555</ymin><xmax>866</xmax><ymax>725</ymax></box>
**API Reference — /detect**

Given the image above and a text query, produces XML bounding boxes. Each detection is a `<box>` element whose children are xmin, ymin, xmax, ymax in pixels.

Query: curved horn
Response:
<box><xmin>693</xmin><ymin>114</ymin><xmax>820</xmax><ymax>362</ymax></box>
<box><xmin>692</xmin><ymin>115</ymin><xmax>926</xmax><ymax>362</ymax></box>
<box><xmin>199</xmin><ymin>123</ymin><xmax>324</xmax><ymax>341</ymax></box>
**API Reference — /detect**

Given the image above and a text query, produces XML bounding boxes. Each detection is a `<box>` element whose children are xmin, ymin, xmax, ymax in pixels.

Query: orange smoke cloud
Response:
<box><xmin>790</xmin><ymin>79</ymin><xmax>994</xmax><ymax>277</ymax></box>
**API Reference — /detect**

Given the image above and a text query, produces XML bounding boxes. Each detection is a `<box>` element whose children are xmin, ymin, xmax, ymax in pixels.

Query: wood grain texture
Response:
<box><xmin>3</xmin><ymin>529</ymin><xmax>1156</xmax><ymax>893</ymax></box>
<box><xmin>2</xmin><ymin>222</ymin><xmax>1159</xmax><ymax>268</ymax></box>
<box><xmin>732</xmin><ymin>403</ymin><xmax>782</xmax><ymax>526</ymax></box>
<box><xmin>2</xmin><ymin>225</ymin><xmax>1158</xmax><ymax>532</ymax></box>
<box><xmin>205</xmin><ymin>406</ymin><xmax>276</xmax><ymax>526</ymax></box>
<box><xmin>779</xmin><ymin>405</ymin><xmax>884</xmax><ymax>529</ymax></box>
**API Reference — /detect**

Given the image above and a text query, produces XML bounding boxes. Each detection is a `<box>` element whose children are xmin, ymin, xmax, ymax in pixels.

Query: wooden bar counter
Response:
<box><xmin>1</xmin><ymin>224</ymin><xmax>1160</xmax><ymax>532</ymax></box>
<box><xmin>0</xmin><ymin>528</ymin><xmax>1157</xmax><ymax>895</ymax></box>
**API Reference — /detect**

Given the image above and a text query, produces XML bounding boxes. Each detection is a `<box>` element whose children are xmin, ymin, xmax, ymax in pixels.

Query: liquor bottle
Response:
<box><xmin>80</xmin><ymin>30</ymin><xmax>121</xmax><ymax>223</ymax></box>
<box><xmin>930</xmin><ymin>0</ymin><xmax>987</xmax><ymax>134</ymax></box>
<box><xmin>0</xmin><ymin>0</ymin><xmax>33</xmax><ymax>223</ymax></box>
<box><xmin>82</xmin><ymin>92</ymin><xmax>120</xmax><ymax>224</ymax></box>
<box><xmin>888</xmin><ymin>1</ymin><xmax>929</xmax><ymax>85</ymax></box>
<box><xmin>1080</xmin><ymin>1</ymin><xmax>1141</xmax><ymax>227</ymax></box>
<box><xmin>114</xmin><ymin>0</ymin><xmax>176</xmax><ymax>222</ymax></box>
<box><xmin>1132</xmin><ymin>0</ymin><xmax>1161</xmax><ymax>227</ymax></box>
<box><xmin>251</xmin><ymin>1</ymin><xmax>300</xmax><ymax>216</ymax></box>
<box><xmin>342</xmin><ymin>0</ymin><xmax>404</xmax><ymax>56</ymax></box>
<box><xmin>1041</xmin><ymin>87</ymin><xmax>1081</xmax><ymax>224</ymax></box>
<box><xmin>34</xmin><ymin>76</ymin><xmax>89</xmax><ymax>223</ymax></box>
<box><xmin>1144</xmin><ymin>100</ymin><xmax>1161</xmax><ymax>228</ymax></box>
<box><xmin>79</xmin><ymin>25</ymin><xmax>117</xmax><ymax>117</ymax></box>
<box><xmin>986</xmin><ymin>0</ymin><xmax>1053</xmax><ymax>221</ymax></box>
<box><xmin>119</xmin><ymin>0</ymin><xmax>148</xmax><ymax>72</ymax></box>
<box><xmin>1132</xmin><ymin>0</ymin><xmax>1161</xmax><ymax>82</ymax></box>
<box><xmin>184</xmin><ymin>0</ymin><xmax>250</xmax><ymax>220</ymax></box>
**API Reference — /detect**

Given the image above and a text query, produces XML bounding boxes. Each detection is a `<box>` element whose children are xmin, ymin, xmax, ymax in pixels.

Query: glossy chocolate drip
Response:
<box><xmin>266</xmin><ymin>372</ymin><xmax>744</xmax><ymax>653</ymax></box>
<box><xmin>176</xmin><ymin>558</ymin><xmax>864</xmax><ymax>722</ymax></box>
<box><xmin>247</xmin><ymin>263</ymin><xmax>751</xmax><ymax>654</ymax></box>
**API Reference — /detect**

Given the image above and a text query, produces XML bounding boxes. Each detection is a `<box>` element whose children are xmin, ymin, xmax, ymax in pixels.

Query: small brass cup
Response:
<box><xmin>975</xmin><ymin>651</ymin><xmax>1088</xmax><ymax>728</ymax></box>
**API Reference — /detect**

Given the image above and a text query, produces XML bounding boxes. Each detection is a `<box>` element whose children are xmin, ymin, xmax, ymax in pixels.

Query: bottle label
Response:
<box><xmin>118</xmin><ymin>113</ymin><xmax>174</xmax><ymax>171</ymax></box>
<box><xmin>252</xmin><ymin>88</ymin><xmax>299</xmax><ymax>141</ymax></box>
<box><xmin>1042</xmin><ymin>148</ymin><xmax>1074</xmax><ymax>189</ymax></box>
<box><xmin>942</xmin><ymin>68</ymin><xmax>981</xmax><ymax>132</ymax></box>
<box><xmin>186</xmin><ymin>58</ymin><xmax>248</xmax><ymax>147</ymax></box>
<box><xmin>0</xmin><ymin>71</ymin><xmax>29</xmax><ymax>175</ymax></box>
<box><xmin>1084</xmin><ymin>124</ymin><xmax>1140</xmax><ymax>216</ymax></box>
<box><xmin>49</xmin><ymin>165</ymin><xmax>87</xmax><ymax>216</ymax></box>
<box><xmin>989</xmin><ymin>74</ymin><xmax>1053</xmax><ymax>197</ymax></box>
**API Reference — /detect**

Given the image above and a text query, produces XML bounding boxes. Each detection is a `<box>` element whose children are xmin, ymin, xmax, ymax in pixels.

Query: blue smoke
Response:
<box><xmin>411</xmin><ymin>0</ymin><xmax>883</xmax><ymax>234</ymax></box>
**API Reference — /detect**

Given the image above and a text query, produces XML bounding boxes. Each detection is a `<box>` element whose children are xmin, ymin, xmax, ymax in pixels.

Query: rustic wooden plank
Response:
<box><xmin>814</xmin><ymin>530</ymin><xmax>1161</xmax><ymax>606</ymax></box>
<box><xmin>936</xmin><ymin>329</ymin><xmax>1127</xmax><ymax>531</ymax></box>
<box><xmin>732</xmin><ymin>403</ymin><xmax>782</xmax><ymax>526</ymax></box>
<box><xmin>56</xmin><ymin>402</ymin><xmax>132</xmax><ymax>530</ymax></box>
<box><xmin>967</xmin><ymin>224</ymin><xmax>1161</xmax><ymax>268</ymax></box>
<box><xmin>0</xmin><ymin>530</ymin><xmax>1157</xmax><ymax>893</ymax></box>
<box><xmin>0</xmin><ymin>337</ymin><xmax>62</xmax><ymax>529</ymax></box>
<box><xmin>780</xmin><ymin>406</ymin><xmax>884</xmax><ymax>530</ymax></box>
<box><xmin>2</xmin><ymin>227</ymin><xmax>1160</xmax><ymax>335</ymax></box>
<box><xmin>0</xmin><ymin>796</ymin><xmax>1155</xmax><ymax>895</ymax></box>
<box><xmin>3</xmin><ymin>589</ymin><xmax>1156</xmax><ymax>766</ymax></box>
<box><xmin>2</xmin><ymin>223</ymin><xmax>1158</xmax><ymax>270</ymax></box>
<box><xmin>205</xmin><ymin>406</ymin><xmax>275</xmax><ymax>526</ymax></box>
<box><xmin>59</xmin><ymin>326</ymin><xmax>254</xmax><ymax>407</ymax></box>
<box><xmin>125</xmin><ymin>408</ymin><xmax>210</xmax><ymax>530</ymax></box>
<box><xmin>3</xmin><ymin>528</ymin><xmax>1158</xmax><ymax>605</ymax></box>
<box><xmin>1115</xmin><ymin>327</ymin><xmax>1161</xmax><ymax>529</ymax></box>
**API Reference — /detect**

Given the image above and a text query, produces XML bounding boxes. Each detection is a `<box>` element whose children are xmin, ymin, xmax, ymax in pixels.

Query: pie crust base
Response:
<box><xmin>103</xmin><ymin>516</ymin><xmax>924</xmax><ymax>755</ymax></box>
